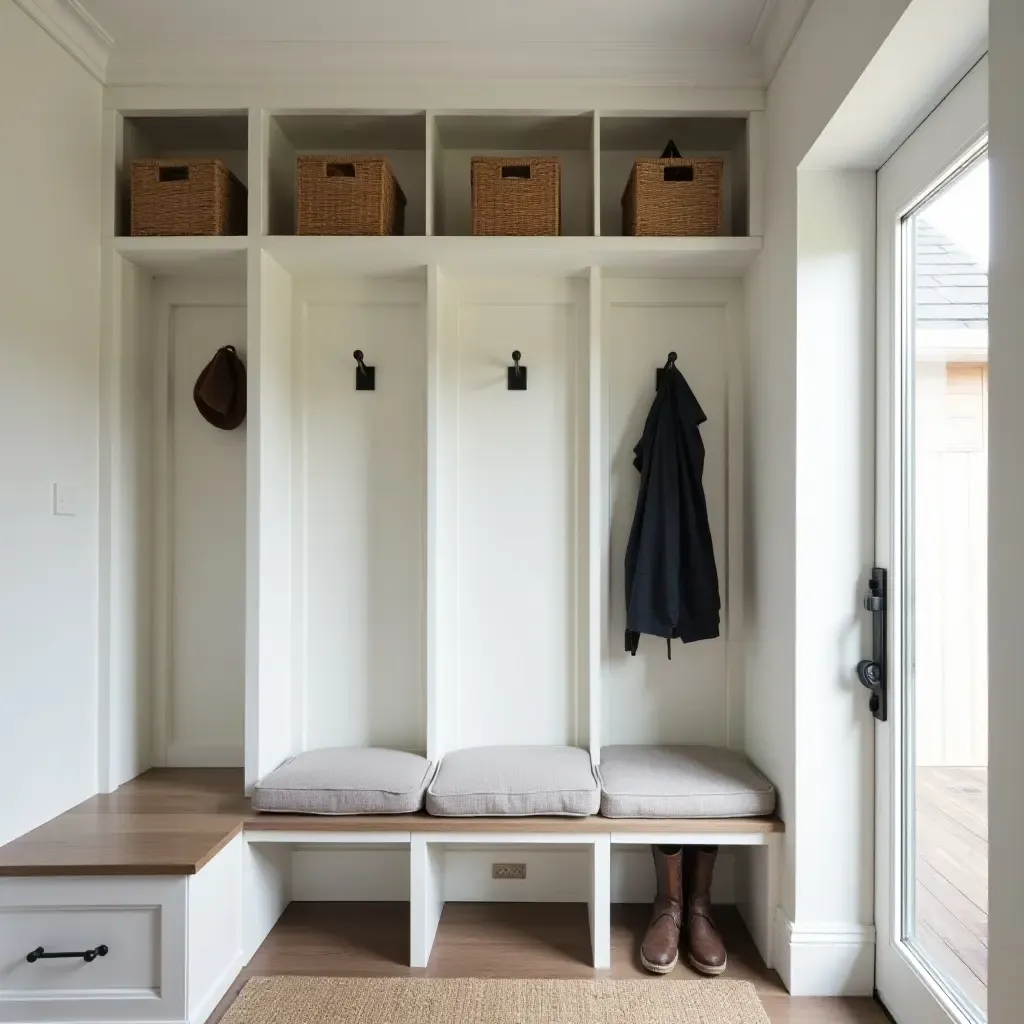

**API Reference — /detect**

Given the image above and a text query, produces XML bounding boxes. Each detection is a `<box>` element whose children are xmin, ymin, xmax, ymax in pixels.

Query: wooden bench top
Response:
<box><xmin>0</xmin><ymin>769</ymin><xmax>782</xmax><ymax>877</ymax></box>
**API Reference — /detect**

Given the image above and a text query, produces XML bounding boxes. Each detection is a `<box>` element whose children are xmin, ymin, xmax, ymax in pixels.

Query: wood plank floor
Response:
<box><xmin>208</xmin><ymin>902</ymin><xmax>889</xmax><ymax>1024</ymax></box>
<box><xmin>915</xmin><ymin>766</ymin><xmax>988</xmax><ymax>1015</ymax></box>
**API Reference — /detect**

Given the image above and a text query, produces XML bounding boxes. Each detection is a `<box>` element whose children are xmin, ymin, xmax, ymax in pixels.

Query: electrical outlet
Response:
<box><xmin>492</xmin><ymin>862</ymin><xmax>527</xmax><ymax>880</ymax></box>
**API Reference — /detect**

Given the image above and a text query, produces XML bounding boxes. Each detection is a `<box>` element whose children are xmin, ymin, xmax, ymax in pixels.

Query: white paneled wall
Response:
<box><xmin>443</xmin><ymin>278</ymin><xmax>587</xmax><ymax>749</ymax></box>
<box><xmin>600</xmin><ymin>279</ymin><xmax>742</xmax><ymax>747</ymax></box>
<box><xmin>294</xmin><ymin>278</ymin><xmax>427</xmax><ymax>753</ymax></box>
<box><xmin>105</xmin><ymin>266</ymin><xmax>747</xmax><ymax>779</ymax></box>
<box><xmin>162</xmin><ymin>295</ymin><xmax>247</xmax><ymax>766</ymax></box>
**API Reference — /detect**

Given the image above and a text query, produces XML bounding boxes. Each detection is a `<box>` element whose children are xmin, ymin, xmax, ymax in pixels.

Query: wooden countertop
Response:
<box><xmin>0</xmin><ymin>769</ymin><xmax>783</xmax><ymax>877</ymax></box>
<box><xmin>0</xmin><ymin>770</ymin><xmax>246</xmax><ymax>877</ymax></box>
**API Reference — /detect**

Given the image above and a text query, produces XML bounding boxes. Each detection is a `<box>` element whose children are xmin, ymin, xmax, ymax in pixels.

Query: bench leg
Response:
<box><xmin>588</xmin><ymin>836</ymin><xmax>611</xmax><ymax>969</ymax></box>
<box><xmin>410</xmin><ymin>837</ymin><xmax>444</xmax><ymax>968</ymax></box>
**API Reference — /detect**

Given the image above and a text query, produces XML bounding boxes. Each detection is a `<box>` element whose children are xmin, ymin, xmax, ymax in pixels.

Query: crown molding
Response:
<box><xmin>12</xmin><ymin>0</ymin><xmax>112</xmax><ymax>81</ymax></box>
<box><xmin>104</xmin><ymin>40</ymin><xmax>765</xmax><ymax>90</ymax></box>
<box><xmin>756</xmin><ymin>0</ymin><xmax>812</xmax><ymax>84</ymax></box>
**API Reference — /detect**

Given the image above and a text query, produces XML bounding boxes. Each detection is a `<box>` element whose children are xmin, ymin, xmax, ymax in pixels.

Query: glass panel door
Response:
<box><xmin>874</xmin><ymin>57</ymin><xmax>988</xmax><ymax>1024</ymax></box>
<box><xmin>901</xmin><ymin>155</ymin><xmax>989</xmax><ymax>1020</ymax></box>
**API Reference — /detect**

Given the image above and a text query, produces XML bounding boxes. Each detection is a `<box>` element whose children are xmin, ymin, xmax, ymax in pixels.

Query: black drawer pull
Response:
<box><xmin>27</xmin><ymin>945</ymin><xmax>108</xmax><ymax>963</ymax></box>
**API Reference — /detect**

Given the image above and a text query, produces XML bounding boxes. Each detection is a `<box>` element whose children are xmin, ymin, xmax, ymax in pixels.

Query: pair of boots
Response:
<box><xmin>640</xmin><ymin>845</ymin><xmax>726</xmax><ymax>976</ymax></box>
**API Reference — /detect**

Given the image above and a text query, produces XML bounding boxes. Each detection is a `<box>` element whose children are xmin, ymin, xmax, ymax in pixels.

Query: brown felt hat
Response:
<box><xmin>194</xmin><ymin>345</ymin><xmax>246</xmax><ymax>430</ymax></box>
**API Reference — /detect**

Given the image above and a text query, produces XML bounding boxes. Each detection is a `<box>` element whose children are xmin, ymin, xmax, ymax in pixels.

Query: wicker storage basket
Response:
<box><xmin>622</xmin><ymin>156</ymin><xmax>724</xmax><ymax>237</ymax></box>
<box><xmin>297</xmin><ymin>156</ymin><xmax>406</xmax><ymax>236</ymax></box>
<box><xmin>130</xmin><ymin>158</ymin><xmax>246</xmax><ymax>237</ymax></box>
<box><xmin>471</xmin><ymin>157</ymin><xmax>561</xmax><ymax>236</ymax></box>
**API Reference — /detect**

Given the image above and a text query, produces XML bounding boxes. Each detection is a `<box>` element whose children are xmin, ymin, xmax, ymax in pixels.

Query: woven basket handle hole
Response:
<box><xmin>664</xmin><ymin>166</ymin><xmax>695</xmax><ymax>183</ymax></box>
<box><xmin>326</xmin><ymin>163</ymin><xmax>356</xmax><ymax>178</ymax></box>
<box><xmin>159</xmin><ymin>166</ymin><xmax>190</xmax><ymax>183</ymax></box>
<box><xmin>501</xmin><ymin>166</ymin><xmax>532</xmax><ymax>179</ymax></box>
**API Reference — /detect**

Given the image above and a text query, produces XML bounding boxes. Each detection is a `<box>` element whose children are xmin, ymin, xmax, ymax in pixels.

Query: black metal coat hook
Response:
<box><xmin>353</xmin><ymin>349</ymin><xmax>375</xmax><ymax>391</ymax></box>
<box><xmin>508</xmin><ymin>350</ymin><xmax>527</xmax><ymax>391</ymax></box>
<box><xmin>656</xmin><ymin>351</ymin><xmax>678</xmax><ymax>390</ymax></box>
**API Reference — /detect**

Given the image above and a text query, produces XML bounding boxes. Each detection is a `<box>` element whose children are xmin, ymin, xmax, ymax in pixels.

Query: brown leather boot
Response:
<box><xmin>684</xmin><ymin>846</ymin><xmax>727</xmax><ymax>975</ymax></box>
<box><xmin>640</xmin><ymin>847</ymin><xmax>683</xmax><ymax>974</ymax></box>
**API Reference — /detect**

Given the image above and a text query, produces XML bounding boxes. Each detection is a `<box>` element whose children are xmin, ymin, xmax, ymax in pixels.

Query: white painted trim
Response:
<box><xmin>246</xmin><ymin>831</ymin><xmax>411</xmax><ymax>846</ymax></box>
<box><xmin>421</xmin><ymin>832</ymin><xmax>600</xmax><ymax>846</ymax></box>
<box><xmin>773</xmin><ymin>908</ymin><xmax>876</xmax><ymax>996</ymax></box>
<box><xmin>586</xmin><ymin>266</ymin><xmax>603</xmax><ymax>763</ymax></box>
<box><xmin>874</xmin><ymin>56</ymin><xmax>989</xmax><ymax>1024</ymax></box>
<box><xmin>425</xmin><ymin>265</ymin><xmax>443</xmax><ymax>762</ymax></box>
<box><xmin>589</xmin><ymin>836</ymin><xmax>611</xmax><ymax>969</ymax></box>
<box><xmin>103</xmin><ymin>43</ymin><xmax>765</xmax><ymax>92</ymax></box>
<box><xmin>187</xmin><ymin>953</ymin><xmax>245</xmax><ymax>1024</ymax></box>
<box><xmin>11</xmin><ymin>0</ymin><xmax>111</xmax><ymax>82</ymax></box>
<box><xmin>609</xmin><ymin>832</ymin><xmax>771</xmax><ymax>847</ymax></box>
<box><xmin>757</xmin><ymin>0</ymin><xmax>812</xmax><ymax>85</ymax></box>
<box><xmin>747</xmin><ymin>110</ymin><xmax>766</xmax><ymax>237</ymax></box>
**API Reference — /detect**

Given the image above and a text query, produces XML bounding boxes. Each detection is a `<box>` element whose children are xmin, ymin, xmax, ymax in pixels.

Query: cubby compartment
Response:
<box><xmin>115</xmin><ymin>113</ymin><xmax>249</xmax><ymax>237</ymax></box>
<box><xmin>597</xmin><ymin>277</ymin><xmax>743</xmax><ymax>749</ymax></box>
<box><xmin>599</xmin><ymin>116</ymin><xmax>749</xmax><ymax>237</ymax></box>
<box><xmin>432</xmin><ymin>115</ymin><xmax>594</xmax><ymax>237</ymax></box>
<box><xmin>289</xmin><ymin>272</ymin><xmax>428</xmax><ymax>753</ymax></box>
<box><xmin>107</xmin><ymin>256</ymin><xmax>248</xmax><ymax>774</ymax></box>
<box><xmin>431</xmin><ymin>275</ymin><xmax>589</xmax><ymax>752</ymax></box>
<box><xmin>267</xmin><ymin>114</ymin><xmax>427</xmax><ymax>236</ymax></box>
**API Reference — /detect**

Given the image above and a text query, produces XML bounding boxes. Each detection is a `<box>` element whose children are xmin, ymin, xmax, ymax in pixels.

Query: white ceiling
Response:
<box><xmin>40</xmin><ymin>0</ymin><xmax>810</xmax><ymax>86</ymax></box>
<box><xmin>77</xmin><ymin>0</ymin><xmax>774</xmax><ymax>49</ymax></box>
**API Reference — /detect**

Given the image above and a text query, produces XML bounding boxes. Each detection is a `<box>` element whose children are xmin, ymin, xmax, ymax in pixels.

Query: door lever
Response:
<box><xmin>857</xmin><ymin>567</ymin><xmax>888</xmax><ymax>721</ymax></box>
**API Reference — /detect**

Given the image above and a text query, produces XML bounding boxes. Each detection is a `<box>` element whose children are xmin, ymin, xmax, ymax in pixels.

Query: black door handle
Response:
<box><xmin>26</xmin><ymin>945</ymin><xmax>109</xmax><ymax>963</ymax></box>
<box><xmin>857</xmin><ymin>567</ymin><xmax>888</xmax><ymax>721</ymax></box>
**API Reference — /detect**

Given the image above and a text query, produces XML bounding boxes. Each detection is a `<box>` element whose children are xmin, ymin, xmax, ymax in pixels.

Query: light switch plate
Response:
<box><xmin>53</xmin><ymin>482</ymin><xmax>76</xmax><ymax>517</ymax></box>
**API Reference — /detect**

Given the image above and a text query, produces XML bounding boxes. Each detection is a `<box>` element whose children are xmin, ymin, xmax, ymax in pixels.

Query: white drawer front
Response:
<box><xmin>0</xmin><ymin>877</ymin><xmax>186</xmax><ymax>1023</ymax></box>
<box><xmin>1</xmin><ymin>905</ymin><xmax>159</xmax><ymax>995</ymax></box>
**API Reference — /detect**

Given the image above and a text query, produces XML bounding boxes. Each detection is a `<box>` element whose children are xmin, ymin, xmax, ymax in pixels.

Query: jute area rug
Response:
<box><xmin>220</xmin><ymin>976</ymin><xmax>772</xmax><ymax>1023</ymax></box>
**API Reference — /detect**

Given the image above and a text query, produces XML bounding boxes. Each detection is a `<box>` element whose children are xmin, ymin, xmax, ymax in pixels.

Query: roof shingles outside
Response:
<box><xmin>915</xmin><ymin>218</ymin><xmax>988</xmax><ymax>330</ymax></box>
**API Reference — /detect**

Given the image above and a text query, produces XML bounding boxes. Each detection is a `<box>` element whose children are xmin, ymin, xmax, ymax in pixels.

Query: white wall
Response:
<box><xmin>445</xmin><ymin>278</ymin><xmax>585</xmax><ymax>749</ymax></box>
<box><xmin>294</xmin><ymin>277</ymin><xmax>427</xmax><ymax>754</ymax></box>
<box><xmin>987</xmin><ymin>3</ymin><xmax>1024</xmax><ymax>1020</ymax></box>
<box><xmin>245</xmin><ymin>252</ymin><xmax>295</xmax><ymax>789</ymax></box>
<box><xmin>0</xmin><ymin>1</ymin><xmax>102</xmax><ymax>845</ymax></box>
<box><xmin>745</xmin><ymin>0</ymin><xmax>911</xmax><ymax>943</ymax></box>
<box><xmin>790</xmin><ymin>169</ymin><xmax>877</xmax><ymax>994</ymax></box>
<box><xmin>601</xmin><ymin>278</ymin><xmax>742</xmax><ymax>748</ymax></box>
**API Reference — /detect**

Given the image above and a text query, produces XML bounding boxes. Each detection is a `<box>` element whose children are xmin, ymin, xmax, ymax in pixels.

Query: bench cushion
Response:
<box><xmin>252</xmin><ymin>747</ymin><xmax>434</xmax><ymax>815</ymax></box>
<box><xmin>598</xmin><ymin>745</ymin><xmax>776</xmax><ymax>818</ymax></box>
<box><xmin>426</xmin><ymin>746</ymin><xmax>601</xmax><ymax>817</ymax></box>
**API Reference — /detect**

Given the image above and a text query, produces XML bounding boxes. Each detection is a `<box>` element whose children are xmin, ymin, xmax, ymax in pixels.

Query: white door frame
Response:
<box><xmin>874</xmin><ymin>57</ymin><xmax>988</xmax><ymax>1024</ymax></box>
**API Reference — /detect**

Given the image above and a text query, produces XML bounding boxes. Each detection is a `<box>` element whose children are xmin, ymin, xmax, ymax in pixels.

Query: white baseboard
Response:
<box><xmin>774</xmin><ymin>908</ymin><xmax>875</xmax><ymax>996</ymax></box>
<box><xmin>165</xmin><ymin>743</ymin><xmax>244</xmax><ymax>768</ymax></box>
<box><xmin>190</xmin><ymin>952</ymin><xmax>246</xmax><ymax>1024</ymax></box>
<box><xmin>290</xmin><ymin>846</ymin><xmax>739</xmax><ymax>904</ymax></box>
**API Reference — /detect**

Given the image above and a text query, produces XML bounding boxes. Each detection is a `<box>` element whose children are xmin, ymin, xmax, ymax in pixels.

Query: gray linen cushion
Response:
<box><xmin>426</xmin><ymin>745</ymin><xmax>601</xmax><ymax>817</ymax></box>
<box><xmin>252</xmin><ymin>746</ymin><xmax>434</xmax><ymax>815</ymax></box>
<box><xmin>599</xmin><ymin>745</ymin><xmax>776</xmax><ymax>818</ymax></box>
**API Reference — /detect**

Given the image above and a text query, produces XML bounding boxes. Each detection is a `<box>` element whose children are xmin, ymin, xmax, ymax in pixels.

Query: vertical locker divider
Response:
<box><xmin>426</xmin><ymin>263</ymin><xmax>445</xmax><ymax>763</ymax></box>
<box><xmin>747</xmin><ymin>110</ymin><xmax>765</xmax><ymax>238</ymax></box>
<box><xmin>587</xmin><ymin>266</ymin><xmax>604</xmax><ymax>764</ymax></box>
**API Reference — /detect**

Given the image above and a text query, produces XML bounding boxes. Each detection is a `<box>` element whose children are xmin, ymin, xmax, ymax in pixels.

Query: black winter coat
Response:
<box><xmin>624</xmin><ymin>364</ymin><xmax>720</xmax><ymax>655</ymax></box>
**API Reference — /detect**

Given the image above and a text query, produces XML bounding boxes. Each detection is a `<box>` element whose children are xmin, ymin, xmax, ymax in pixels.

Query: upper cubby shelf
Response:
<box><xmin>115</xmin><ymin>112</ymin><xmax>249</xmax><ymax>238</ymax></box>
<box><xmin>431</xmin><ymin>113</ymin><xmax>594</xmax><ymax>237</ymax></box>
<box><xmin>267</xmin><ymin>112</ymin><xmax>427</xmax><ymax>236</ymax></box>
<box><xmin>107</xmin><ymin>108</ymin><xmax>762</xmax><ymax>273</ymax></box>
<box><xmin>599</xmin><ymin>116</ymin><xmax>749</xmax><ymax>237</ymax></box>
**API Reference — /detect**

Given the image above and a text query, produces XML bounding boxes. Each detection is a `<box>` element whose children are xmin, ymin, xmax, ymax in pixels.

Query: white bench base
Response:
<box><xmin>244</xmin><ymin>826</ymin><xmax>782</xmax><ymax>971</ymax></box>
